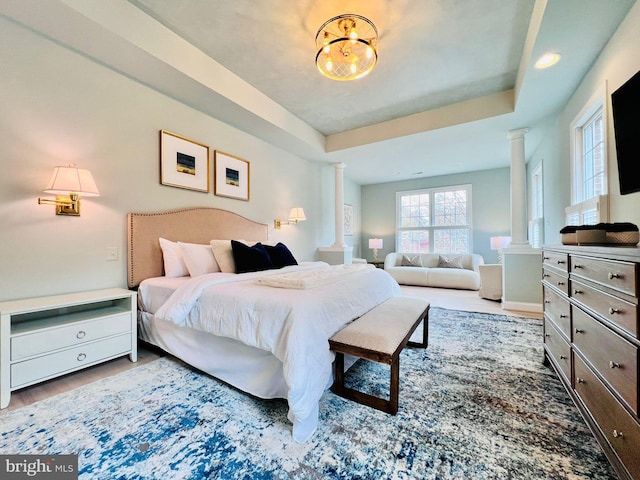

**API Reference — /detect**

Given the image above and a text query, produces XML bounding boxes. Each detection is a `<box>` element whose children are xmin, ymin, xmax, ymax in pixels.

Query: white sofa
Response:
<box><xmin>383</xmin><ymin>252</ymin><xmax>484</xmax><ymax>290</ymax></box>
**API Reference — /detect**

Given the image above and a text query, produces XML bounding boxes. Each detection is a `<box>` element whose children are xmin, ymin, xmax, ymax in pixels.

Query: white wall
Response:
<box><xmin>533</xmin><ymin>1</ymin><xmax>640</xmax><ymax>244</ymax></box>
<box><xmin>0</xmin><ymin>17</ymin><xmax>341</xmax><ymax>301</ymax></box>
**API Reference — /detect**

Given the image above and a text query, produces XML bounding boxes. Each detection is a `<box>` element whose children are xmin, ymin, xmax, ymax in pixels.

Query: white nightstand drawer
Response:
<box><xmin>10</xmin><ymin>313</ymin><xmax>131</xmax><ymax>361</ymax></box>
<box><xmin>11</xmin><ymin>334</ymin><xmax>131</xmax><ymax>388</ymax></box>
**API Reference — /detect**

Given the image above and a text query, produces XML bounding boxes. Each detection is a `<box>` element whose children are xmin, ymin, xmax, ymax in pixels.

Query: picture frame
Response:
<box><xmin>214</xmin><ymin>150</ymin><xmax>250</xmax><ymax>201</ymax></box>
<box><xmin>160</xmin><ymin>130</ymin><xmax>210</xmax><ymax>192</ymax></box>
<box><xmin>344</xmin><ymin>204</ymin><xmax>354</xmax><ymax>235</ymax></box>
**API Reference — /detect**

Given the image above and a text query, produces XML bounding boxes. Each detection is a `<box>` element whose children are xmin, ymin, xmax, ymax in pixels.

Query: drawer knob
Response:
<box><xmin>608</xmin><ymin>272</ymin><xmax>621</xmax><ymax>280</ymax></box>
<box><xmin>575</xmin><ymin>328</ymin><xmax>584</xmax><ymax>334</ymax></box>
<box><xmin>577</xmin><ymin>378</ymin><xmax>585</xmax><ymax>384</ymax></box>
<box><xmin>609</xmin><ymin>361</ymin><xmax>621</xmax><ymax>369</ymax></box>
<box><xmin>573</xmin><ymin>289</ymin><xmax>583</xmax><ymax>295</ymax></box>
<box><xmin>76</xmin><ymin>330</ymin><xmax>86</xmax><ymax>339</ymax></box>
<box><xmin>612</xmin><ymin>430</ymin><xmax>624</xmax><ymax>439</ymax></box>
<box><xmin>608</xmin><ymin>307</ymin><xmax>620</xmax><ymax>315</ymax></box>
<box><xmin>77</xmin><ymin>353</ymin><xmax>87</xmax><ymax>362</ymax></box>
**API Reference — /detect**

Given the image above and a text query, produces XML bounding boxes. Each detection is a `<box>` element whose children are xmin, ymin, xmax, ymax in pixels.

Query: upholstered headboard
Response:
<box><xmin>127</xmin><ymin>207</ymin><xmax>268</xmax><ymax>288</ymax></box>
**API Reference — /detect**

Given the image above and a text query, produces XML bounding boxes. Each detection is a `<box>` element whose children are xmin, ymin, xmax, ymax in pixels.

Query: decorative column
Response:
<box><xmin>507</xmin><ymin>128</ymin><xmax>530</xmax><ymax>247</ymax></box>
<box><xmin>333</xmin><ymin>162</ymin><xmax>346</xmax><ymax>247</ymax></box>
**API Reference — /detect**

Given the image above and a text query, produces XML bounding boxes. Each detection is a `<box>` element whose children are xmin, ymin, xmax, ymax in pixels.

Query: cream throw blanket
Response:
<box><xmin>254</xmin><ymin>263</ymin><xmax>374</xmax><ymax>289</ymax></box>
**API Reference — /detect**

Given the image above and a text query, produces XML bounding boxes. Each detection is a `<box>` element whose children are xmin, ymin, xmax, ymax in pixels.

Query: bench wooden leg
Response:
<box><xmin>407</xmin><ymin>308</ymin><xmax>429</xmax><ymax>348</ymax></box>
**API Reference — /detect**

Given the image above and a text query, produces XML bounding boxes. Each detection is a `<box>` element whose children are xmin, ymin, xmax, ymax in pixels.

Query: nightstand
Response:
<box><xmin>368</xmin><ymin>261</ymin><xmax>385</xmax><ymax>269</ymax></box>
<box><xmin>0</xmin><ymin>288</ymin><xmax>137</xmax><ymax>409</ymax></box>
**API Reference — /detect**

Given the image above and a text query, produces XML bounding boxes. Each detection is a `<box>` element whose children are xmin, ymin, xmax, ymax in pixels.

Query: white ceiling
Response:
<box><xmin>1</xmin><ymin>0</ymin><xmax>635</xmax><ymax>184</ymax></box>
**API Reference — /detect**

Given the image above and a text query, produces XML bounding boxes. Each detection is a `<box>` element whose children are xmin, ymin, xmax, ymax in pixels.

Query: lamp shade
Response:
<box><xmin>369</xmin><ymin>238</ymin><xmax>383</xmax><ymax>249</ymax></box>
<box><xmin>288</xmin><ymin>207</ymin><xmax>306</xmax><ymax>222</ymax></box>
<box><xmin>490</xmin><ymin>236</ymin><xmax>511</xmax><ymax>250</ymax></box>
<box><xmin>44</xmin><ymin>166</ymin><xmax>100</xmax><ymax>196</ymax></box>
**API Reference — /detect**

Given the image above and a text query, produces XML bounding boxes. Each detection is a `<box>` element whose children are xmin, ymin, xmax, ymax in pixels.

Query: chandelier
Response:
<box><xmin>315</xmin><ymin>14</ymin><xmax>378</xmax><ymax>81</ymax></box>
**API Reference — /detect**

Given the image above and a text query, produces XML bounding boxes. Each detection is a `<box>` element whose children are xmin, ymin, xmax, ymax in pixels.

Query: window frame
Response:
<box><xmin>395</xmin><ymin>184</ymin><xmax>473</xmax><ymax>254</ymax></box>
<box><xmin>568</xmin><ymin>85</ymin><xmax>609</xmax><ymax>224</ymax></box>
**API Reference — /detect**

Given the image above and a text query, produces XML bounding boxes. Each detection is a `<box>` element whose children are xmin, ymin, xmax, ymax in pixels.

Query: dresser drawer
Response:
<box><xmin>573</xmin><ymin>306</ymin><xmax>638</xmax><ymax>415</ymax></box>
<box><xmin>10</xmin><ymin>312</ymin><xmax>131</xmax><ymax>361</ymax></box>
<box><xmin>571</xmin><ymin>279</ymin><xmax>638</xmax><ymax>338</ymax></box>
<box><xmin>574</xmin><ymin>354</ymin><xmax>640</xmax><ymax>480</ymax></box>
<box><xmin>571</xmin><ymin>255</ymin><xmax>638</xmax><ymax>297</ymax></box>
<box><xmin>11</xmin><ymin>334</ymin><xmax>131</xmax><ymax>388</ymax></box>
<box><xmin>543</xmin><ymin>267</ymin><xmax>569</xmax><ymax>295</ymax></box>
<box><xmin>544</xmin><ymin>317</ymin><xmax>571</xmax><ymax>383</ymax></box>
<box><xmin>543</xmin><ymin>251</ymin><xmax>569</xmax><ymax>274</ymax></box>
<box><xmin>543</xmin><ymin>286</ymin><xmax>571</xmax><ymax>339</ymax></box>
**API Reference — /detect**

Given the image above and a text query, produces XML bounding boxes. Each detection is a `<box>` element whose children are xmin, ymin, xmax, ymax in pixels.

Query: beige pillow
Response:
<box><xmin>438</xmin><ymin>255</ymin><xmax>464</xmax><ymax>269</ymax></box>
<box><xmin>210</xmin><ymin>239</ymin><xmax>248</xmax><ymax>273</ymax></box>
<box><xmin>401</xmin><ymin>254</ymin><xmax>423</xmax><ymax>267</ymax></box>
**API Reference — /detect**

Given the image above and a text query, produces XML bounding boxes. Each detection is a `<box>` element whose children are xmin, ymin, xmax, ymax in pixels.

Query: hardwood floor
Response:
<box><xmin>2</xmin><ymin>286</ymin><xmax>540</xmax><ymax>412</ymax></box>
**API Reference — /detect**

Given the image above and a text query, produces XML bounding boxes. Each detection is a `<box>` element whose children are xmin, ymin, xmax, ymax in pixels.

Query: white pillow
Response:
<box><xmin>158</xmin><ymin>238</ymin><xmax>189</xmax><ymax>277</ymax></box>
<box><xmin>178</xmin><ymin>242</ymin><xmax>221</xmax><ymax>277</ymax></box>
<box><xmin>210</xmin><ymin>239</ymin><xmax>248</xmax><ymax>273</ymax></box>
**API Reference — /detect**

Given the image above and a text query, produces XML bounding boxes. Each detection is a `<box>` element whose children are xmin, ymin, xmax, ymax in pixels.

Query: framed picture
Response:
<box><xmin>214</xmin><ymin>151</ymin><xmax>250</xmax><ymax>201</ymax></box>
<box><xmin>160</xmin><ymin>130</ymin><xmax>210</xmax><ymax>192</ymax></box>
<box><xmin>344</xmin><ymin>204</ymin><xmax>353</xmax><ymax>235</ymax></box>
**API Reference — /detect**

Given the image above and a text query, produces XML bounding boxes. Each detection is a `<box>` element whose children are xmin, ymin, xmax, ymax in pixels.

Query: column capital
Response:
<box><xmin>332</xmin><ymin>162</ymin><xmax>346</xmax><ymax>170</ymax></box>
<box><xmin>507</xmin><ymin>128</ymin><xmax>529</xmax><ymax>140</ymax></box>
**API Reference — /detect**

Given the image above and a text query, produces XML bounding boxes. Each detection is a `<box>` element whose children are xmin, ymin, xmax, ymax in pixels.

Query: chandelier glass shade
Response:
<box><xmin>315</xmin><ymin>14</ymin><xmax>378</xmax><ymax>81</ymax></box>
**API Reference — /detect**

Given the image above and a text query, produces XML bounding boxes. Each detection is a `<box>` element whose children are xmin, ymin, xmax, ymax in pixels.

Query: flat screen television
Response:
<box><xmin>611</xmin><ymin>69</ymin><xmax>640</xmax><ymax>195</ymax></box>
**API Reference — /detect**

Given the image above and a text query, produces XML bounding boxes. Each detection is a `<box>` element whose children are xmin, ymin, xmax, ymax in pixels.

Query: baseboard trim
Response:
<box><xmin>502</xmin><ymin>300</ymin><xmax>543</xmax><ymax>313</ymax></box>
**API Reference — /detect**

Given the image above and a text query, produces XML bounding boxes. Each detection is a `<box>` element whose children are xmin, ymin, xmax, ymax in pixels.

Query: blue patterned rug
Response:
<box><xmin>0</xmin><ymin>308</ymin><xmax>616</xmax><ymax>479</ymax></box>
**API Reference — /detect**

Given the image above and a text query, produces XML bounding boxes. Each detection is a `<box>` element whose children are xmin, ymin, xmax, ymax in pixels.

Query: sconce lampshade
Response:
<box><xmin>288</xmin><ymin>207</ymin><xmax>306</xmax><ymax>222</ymax></box>
<box><xmin>368</xmin><ymin>238</ymin><xmax>383</xmax><ymax>250</ymax></box>
<box><xmin>315</xmin><ymin>14</ymin><xmax>378</xmax><ymax>81</ymax></box>
<box><xmin>490</xmin><ymin>236</ymin><xmax>511</xmax><ymax>250</ymax></box>
<box><xmin>44</xmin><ymin>165</ymin><xmax>100</xmax><ymax>196</ymax></box>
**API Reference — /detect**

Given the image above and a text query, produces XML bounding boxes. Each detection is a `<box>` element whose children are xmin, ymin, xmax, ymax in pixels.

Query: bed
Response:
<box><xmin>127</xmin><ymin>207</ymin><xmax>401</xmax><ymax>442</ymax></box>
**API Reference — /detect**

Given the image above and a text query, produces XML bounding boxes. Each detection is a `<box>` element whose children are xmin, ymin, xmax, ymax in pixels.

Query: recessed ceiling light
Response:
<box><xmin>535</xmin><ymin>53</ymin><xmax>561</xmax><ymax>69</ymax></box>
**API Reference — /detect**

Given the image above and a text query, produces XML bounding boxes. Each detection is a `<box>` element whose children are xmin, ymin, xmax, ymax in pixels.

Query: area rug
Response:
<box><xmin>0</xmin><ymin>308</ymin><xmax>616</xmax><ymax>479</ymax></box>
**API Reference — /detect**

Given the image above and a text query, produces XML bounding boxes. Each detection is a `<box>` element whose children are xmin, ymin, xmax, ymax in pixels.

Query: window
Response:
<box><xmin>567</xmin><ymin>87</ymin><xmax>608</xmax><ymax>225</ymax></box>
<box><xmin>529</xmin><ymin>161</ymin><xmax>544</xmax><ymax>248</ymax></box>
<box><xmin>396</xmin><ymin>185</ymin><xmax>472</xmax><ymax>254</ymax></box>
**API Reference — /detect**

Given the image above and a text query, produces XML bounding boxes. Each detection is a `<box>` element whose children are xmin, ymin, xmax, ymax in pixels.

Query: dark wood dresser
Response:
<box><xmin>542</xmin><ymin>244</ymin><xmax>639</xmax><ymax>480</ymax></box>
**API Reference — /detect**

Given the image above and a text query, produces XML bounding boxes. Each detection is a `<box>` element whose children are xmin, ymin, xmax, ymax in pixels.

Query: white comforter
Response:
<box><xmin>154</xmin><ymin>262</ymin><xmax>401</xmax><ymax>442</ymax></box>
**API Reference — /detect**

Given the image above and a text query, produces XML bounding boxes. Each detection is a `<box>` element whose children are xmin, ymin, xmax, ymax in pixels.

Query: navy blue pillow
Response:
<box><xmin>231</xmin><ymin>240</ymin><xmax>274</xmax><ymax>273</ymax></box>
<box><xmin>264</xmin><ymin>242</ymin><xmax>298</xmax><ymax>268</ymax></box>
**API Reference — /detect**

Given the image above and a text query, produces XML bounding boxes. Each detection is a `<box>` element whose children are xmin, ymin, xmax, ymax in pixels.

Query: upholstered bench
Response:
<box><xmin>329</xmin><ymin>296</ymin><xmax>429</xmax><ymax>414</ymax></box>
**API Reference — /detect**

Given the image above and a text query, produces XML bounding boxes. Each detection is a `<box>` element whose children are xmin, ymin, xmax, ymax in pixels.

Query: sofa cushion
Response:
<box><xmin>438</xmin><ymin>255</ymin><xmax>464</xmax><ymax>269</ymax></box>
<box><xmin>402</xmin><ymin>254</ymin><xmax>423</xmax><ymax>267</ymax></box>
<box><xmin>427</xmin><ymin>268</ymin><xmax>481</xmax><ymax>290</ymax></box>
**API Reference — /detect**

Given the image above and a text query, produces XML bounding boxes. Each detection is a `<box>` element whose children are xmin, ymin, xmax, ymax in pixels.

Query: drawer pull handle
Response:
<box><xmin>77</xmin><ymin>353</ymin><xmax>87</xmax><ymax>362</ymax></box>
<box><xmin>608</xmin><ymin>272</ymin><xmax>621</xmax><ymax>280</ymax></box>
<box><xmin>543</xmin><ymin>256</ymin><xmax>550</xmax><ymax>261</ymax></box>
<box><xmin>559</xmin><ymin>314</ymin><xmax>568</xmax><ymax>318</ymax></box>
<box><xmin>543</xmin><ymin>274</ymin><xmax>550</xmax><ymax>278</ymax></box>
<box><xmin>609</xmin><ymin>361</ymin><xmax>621</xmax><ymax>369</ymax></box>
<box><xmin>609</xmin><ymin>307</ymin><xmax>620</xmax><ymax>315</ymax></box>
<box><xmin>544</xmin><ymin>333</ymin><xmax>550</xmax><ymax>337</ymax></box>
<box><xmin>76</xmin><ymin>330</ymin><xmax>86</xmax><ymax>339</ymax></box>
<box><xmin>559</xmin><ymin>355</ymin><xmax>567</xmax><ymax>360</ymax></box>
<box><xmin>575</xmin><ymin>328</ymin><xmax>584</xmax><ymax>334</ymax></box>
<box><xmin>557</xmin><ymin>260</ymin><xmax>565</xmax><ymax>265</ymax></box>
<box><xmin>557</xmin><ymin>281</ymin><xmax>565</xmax><ymax>286</ymax></box>
<box><xmin>573</xmin><ymin>289</ymin><xmax>583</xmax><ymax>295</ymax></box>
<box><xmin>612</xmin><ymin>430</ymin><xmax>624</xmax><ymax>439</ymax></box>
<box><xmin>544</xmin><ymin>300</ymin><xmax>551</xmax><ymax>304</ymax></box>
<box><xmin>573</xmin><ymin>264</ymin><xmax>582</xmax><ymax>269</ymax></box>
<box><xmin>577</xmin><ymin>378</ymin><xmax>585</xmax><ymax>384</ymax></box>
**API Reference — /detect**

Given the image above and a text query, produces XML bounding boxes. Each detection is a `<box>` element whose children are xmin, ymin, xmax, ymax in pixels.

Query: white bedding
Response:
<box><xmin>152</xmin><ymin>261</ymin><xmax>401</xmax><ymax>442</ymax></box>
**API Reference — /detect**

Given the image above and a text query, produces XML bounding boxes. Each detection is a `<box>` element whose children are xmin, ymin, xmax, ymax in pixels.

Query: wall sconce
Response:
<box><xmin>369</xmin><ymin>238</ymin><xmax>383</xmax><ymax>261</ymax></box>
<box><xmin>37</xmin><ymin>165</ymin><xmax>100</xmax><ymax>216</ymax></box>
<box><xmin>490</xmin><ymin>236</ymin><xmax>511</xmax><ymax>263</ymax></box>
<box><xmin>274</xmin><ymin>207</ymin><xmax>306</xmax><ymax>229</ymax></box>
